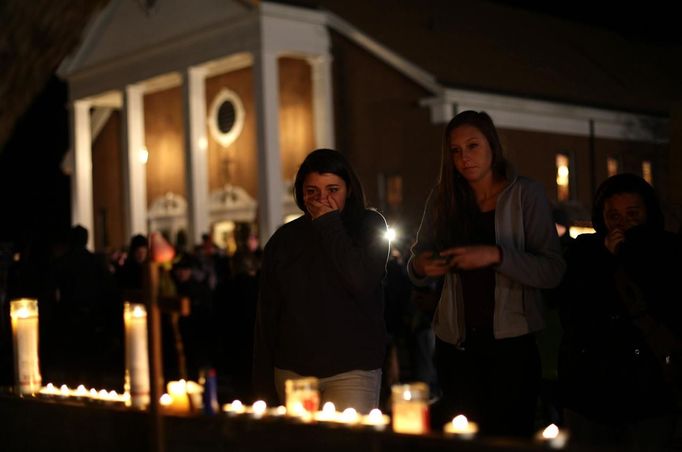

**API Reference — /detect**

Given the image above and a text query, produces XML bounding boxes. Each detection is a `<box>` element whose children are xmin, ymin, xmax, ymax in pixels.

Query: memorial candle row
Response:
<box><xmin>8</xmin><ymin>298</ymin><xmax>568</xmax><ymax>447</ymax></box>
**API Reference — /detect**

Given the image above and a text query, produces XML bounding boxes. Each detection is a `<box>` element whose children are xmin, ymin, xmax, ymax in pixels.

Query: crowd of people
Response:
<box><xmin>1</xmin><ymin>110</ymin><xmax>680</xmax><ymax>450</ymax></box>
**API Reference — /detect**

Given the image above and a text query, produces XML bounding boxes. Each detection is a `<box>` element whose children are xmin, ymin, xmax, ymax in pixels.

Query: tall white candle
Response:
<box><xmin>124</xmin><ymin>302</ymin><xmax>150</xmax><ymax>408</ymax></box>
<box><xmin>10</xmin><ymin>298</ymin><xmax>42</xmax><ymax>395</ymax></box>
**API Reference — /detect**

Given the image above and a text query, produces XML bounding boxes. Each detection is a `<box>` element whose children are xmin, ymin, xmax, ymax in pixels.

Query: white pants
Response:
<box><xmin>274</xmin><ymin>367</ymin><xmax>382</xmax><ymax>414</ymax></box>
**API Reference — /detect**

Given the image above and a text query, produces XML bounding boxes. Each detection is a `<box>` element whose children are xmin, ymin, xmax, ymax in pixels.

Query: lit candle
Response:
<box><xmin>444</xmin><ymin>415</ymin><xmax>478</xmax><ymax>439</ymax></box>
<box><xmin>166</xmin><ymin>380</ymin><xmax>190</xmax><ymax>413</ymax></box>
<box><xmin>391</xmin><ymin>383</ymin><xmax>429</xmax><ymax>434</ymax></box>
<box><xmin>362</xmin><ymin>408</ymin><xmax>390</xmax><ymax>431</ymax></box>
<box><xmin>271</xmin><ymin>405</ymin><xmax>287</xmax><ymax>416</ymax></box>
<box><xmin>252</xmin><ymin>400</ymin><xmax>267</xmax><ymax>418</ymax></box>
<box><xmin>223</xmin><ymin>399</ymin><xmax>246</xmax><ymax>415</ymax></box>
<box><xmin>124</xmin><ymin>302</ymin><xmax>150</xmax><ymax>409</ymax></box>
<box><xmin>74</xmin><ymin>385</ymin><xmax>88</xmax><ymax>398</ymax></box>
<box><xmin>160</xmin><ymin>393</ymin><xmax>173</xmax><ymax>407</ymax></box>
<box><xmin>338</xmin><ymin>408</ymin><xmax>360</xmax><ymax>425</ymax></box>
<box><xmin>285</xmin><ymin>377</ymin><xmax>320</xmax><ymax>417</ymax></box>
<box><xmin>10</xmin><ymin>298</ymin><xmax>42</xmax><ymax>395</ymax></box>
<box><xmin>315</xmin><ymin>401</ymin><xmax>337</xmax><ymax>422</ymax></box>
<box><xmin>39</xmin><ymin>383</ymin><xmax>58</xmax><ymax>396</ymax></box>
<box><xmin>536</xmin><ymin>424</ymin><xmax>569</xmax><ymax>449</ymax></box>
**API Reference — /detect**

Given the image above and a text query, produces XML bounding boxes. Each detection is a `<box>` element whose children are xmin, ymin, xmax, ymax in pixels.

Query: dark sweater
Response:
<box><xmin>253</xmin><ymin>209</ymin><xmax>389</xmax><ymax>402</ymax></box>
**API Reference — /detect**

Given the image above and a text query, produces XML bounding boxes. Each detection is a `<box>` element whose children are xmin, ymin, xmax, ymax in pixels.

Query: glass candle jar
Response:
<box><xmin>391</xmin><ymin>382</ymin><xmax>430</xmax><ymax>434</ymax></box>
<box><xmin>285</xmin><ymin>377</ymin><xmax>320</xmax><ymax>417</ymax></box>
<box><xmin>10</xmin><ymin>298</ymin><xmax>42</xmax><ymax>395</ymax></box>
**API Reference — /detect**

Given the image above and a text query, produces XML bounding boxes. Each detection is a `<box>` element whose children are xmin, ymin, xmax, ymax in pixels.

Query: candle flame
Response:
<box><xmin>339</xmin><ymin>407</ymin><xmax>359</xmax><ymax>423</ymax></box>
<box><xmin>452</xmin><ymin>414</ymin><xmax>469</xmax><ymax>430</ymax></box>
<box><xmin>322</xmin><ymin>401</ymin><xmax>336</xmax><ymax>414</ymax></box>
<box><xmin>543</xmin><ymin>424</ymin><xmax>560</xmax><ymax>439</ymax></box>
<box><xmin>252</xmin><ymin>400</ymin><xmax>267</xmax><ymax>416</ymax></box>
<box><xmin>160</xmin><ymin>394</ymin><xmax>173</xmax><ymax>406</ymax></box>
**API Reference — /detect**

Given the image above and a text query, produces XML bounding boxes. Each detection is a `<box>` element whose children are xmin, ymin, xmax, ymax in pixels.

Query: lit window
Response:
<box><xmin>386</xmin><ymin>175</ymin><xmax>403</xmax><ymax>208</ymax></box>
<box><xmin>642</xmin><ymin>160</ymin><xmax>653</xmax><ymax>185</ymax></box>
<box><xmin>556</xmin><ymin>154</ymin><xmax>570</xmax><ymax>202</ymax></box>
<box><xmin>607</xmin><ymin>157</ymin><xmax>619</xmax><ymax>177</ymax></box>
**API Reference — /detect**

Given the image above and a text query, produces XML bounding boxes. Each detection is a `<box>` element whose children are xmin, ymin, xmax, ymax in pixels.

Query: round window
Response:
<box><xmin>209</xmin><ymin>88</ymin><xmax>245</xmax><ymax>147</ymax></box>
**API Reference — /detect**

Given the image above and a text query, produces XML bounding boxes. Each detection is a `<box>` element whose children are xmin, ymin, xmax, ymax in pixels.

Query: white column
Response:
<box><xmin>122</xmin><ymin>84</ymin><xmax>148</xmax><ymax>239</ymax></box>
<box><xmin>70</xmin><ymin>100</ymin><xmax>94</xmax><ymax>250</ymax></box>
<box><xmin>253</xmin><ymin>50</ymin><xmax>283</xmax><ymax>244</ymax></box>
<box><xmin>182</xmin><ymin>67</ymin><xmax>210</xmax><ymax>247</ymax></box>
<box><xmin>308</xmin><ymin>54</ymin><xmax>335</xmax><ymax>149</ymax></box>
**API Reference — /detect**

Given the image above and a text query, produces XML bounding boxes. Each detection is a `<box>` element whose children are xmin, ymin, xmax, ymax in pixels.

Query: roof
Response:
<box><xmin>3</xmin><ymin>0</ymin><xmax>681</xmax><ymax>151</ymax></box>
<box><xmin>295</xmin><ymin>0</ymin><xmax>682</xmax><ymax>115</ymax></box>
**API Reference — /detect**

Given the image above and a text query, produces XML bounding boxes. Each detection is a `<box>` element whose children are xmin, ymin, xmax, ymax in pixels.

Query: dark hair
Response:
<box><xmin>70</xmin><ymin>225</ymin><xmax>88</xmax><ymax>249</ymax></box>
<box><xmin>591</xmin><ymin>173</ymin><xmax>664</xmax><ymax>236</ymax></box>
<box><xmin>129</xmin><ymin>234</ymin><xmax>148</xmax><ymax>250</ymax></box>
<box><xmin>433</xmin><ymin>110</ymin><xmax>508</xmax><ymax>247</ymax></box>
<box><xmin>293</xmin><ymin>148</ymin><xmax>367</xmax><ymax>237</ymax></box>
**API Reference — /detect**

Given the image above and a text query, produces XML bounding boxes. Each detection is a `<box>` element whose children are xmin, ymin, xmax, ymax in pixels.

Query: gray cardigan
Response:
<box><xmin>407</xmin><ymin>172</ymin><xmax>565</xmax><ymax>345</ymax></box>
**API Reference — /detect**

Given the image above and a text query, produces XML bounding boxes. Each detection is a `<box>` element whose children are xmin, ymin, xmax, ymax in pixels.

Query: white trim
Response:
<box><xmin>260</xmin><ymin>1</ymin><xmax>327</xmax><ymax>26</ymax></box>
<box><xmin>307</xmin><ymin>54</ymin><xmax>335</xmax><ymax>149</ymax></box>
<box><xmin>201</xmin><ymin>53</ymin><xmax>253</xmax><ymax>78</ymax></box>
<box><xmin>253</xmin><ymin>48</ymin><xmax>283</xmax><ymax>245</ymax></box>
<box><xmin>183</xmin><ymin>66</ymin><xmax>210</xmax><ymax>246</ymax></box>
<box><xmin>208</xmin><ymin>88</ymin><xmax>246</xmax><ymax>148</ymax></box>
<box><xmin>64</xmin><ymin>14</ymin><xmax>260</xmax><ymax>100</ymax></box>
<box><xmin>122</xmin><ymin>84</ymin><xmax>148</xmax><ymax>238</ymax></box>
<box><xmin>318</xmin><ymin>4</ymin><xmax>667</xmax><ymax>143</ymax></box>
<box><xmin>57</xmin><ymin>0</ymin><xmax>120</xmax><ymax>79</ymax></box>
<box><xmin>420</xmin><ymin>89</ymin><xmax>668</xmax><ymax>143</ymax></box>
<box><xmin>324</xmin><ymin>11</ymin><xmax>441</xmax><ymax>94</ymax></box>
<box><xmin>71</xmin><ymin>100</ymin><xmax>95</xmax><ymax>251</ymax></box>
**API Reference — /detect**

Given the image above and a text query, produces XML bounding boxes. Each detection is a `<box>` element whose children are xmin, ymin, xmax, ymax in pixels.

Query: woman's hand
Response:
<box><xmin>411</xmin><ymin>251</ymin><xmax>452</xmax><ymax>277</ymax></box>
<box><xmin>604</xmin><ymin>228</ymin><xmax>625</xmax><ymax>255</ymax></box>
<box><xmin>440</xmin><ymin>245</ymin><xmax>501</xmax><ymax>270</ymax></box>
<box><xmin>305</xmin><ymin>194</ymin><xmax>339</xmax><ymax>220</ymax></box>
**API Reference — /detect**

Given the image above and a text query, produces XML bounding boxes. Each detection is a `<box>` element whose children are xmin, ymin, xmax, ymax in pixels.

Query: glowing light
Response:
<box><xmin>384</xmin><ymin>227</ymin><xmax>397</xmax><ymax>242</ymax></box>
<box><xmin>252</xmin><ymin>400</ymin><xmax>267</xmax><ymax>417</ymax></box>
<box><xmin>139</xmin><ymin>147</ymin><xmax>149</xmax><ymax>164</ymax></box>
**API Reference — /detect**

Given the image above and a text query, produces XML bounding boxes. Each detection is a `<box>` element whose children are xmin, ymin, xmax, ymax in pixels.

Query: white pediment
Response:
<box><xmin>209</xmin><ymin>185</ymin><xmax>257</xmax><ymax>223</ymax></box>
<box><xmin>148</xmin><ymin>192</ymin><xmax>187</xmax><ymax>219</ymax></box>
<box><xmin>59</xmin><ymin>0</ymin><xmax>259</xmax><ymax>97</ymax></box>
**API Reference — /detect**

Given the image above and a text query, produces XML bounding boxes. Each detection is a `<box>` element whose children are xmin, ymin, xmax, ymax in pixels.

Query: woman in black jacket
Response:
<box><xmin>559</xmin><ymin>173</ymin><xmax>682</xmax><ymax>449</ymax></box>
<box><xmin>253</xmin><ymin>149</ymin><xmax>389</xmax><ymax>414</ymax></box>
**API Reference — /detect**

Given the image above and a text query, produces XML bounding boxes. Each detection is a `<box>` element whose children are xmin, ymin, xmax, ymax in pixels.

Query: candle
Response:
<box><xmin>74</xmin><ymin>385</ymin><xmax>88</xmax><ymax>398</ymax></box>
<box><xmin>160</xmin><ymin>393</ymin><xmax>173</xmax><ymax>407</ymax></box>
<box><xmin>444</xmin><ymin>414</ymin><xmax>479</xmax><ymax>439</ymax></box>
<box><xmin>362</xmin><ymin>408</ymin><xmax>390</xmax><ymax>431</ymax></box>
<box><xmin>338</xmin><ymin>407</ymin><xmax>361</xmax><ymax>425</ymax></box>
<box><xmin>252</xmin><ymin>400</ymin><xmax>267</xmax><ymax>418</ymax></box>
<box><xmin>285</xmin><ymin>377</ymin><xmax>320</xmax><ymax>418</ymax></box>
<box><xmin>271</xmin><ymin>405</ymin><xmax>287</xmax><ymax>416</ymax></box>
<box><xmin>536</xmin><ymin>424</ymin><xmax>569</xmax><ymax>449</ymax></box>
<box><xmin>391</xmin><ymin>382</ymin><xmax>429</xmax><ymax>434</ymax></box>
<box><xmin>223</xmin><ymin>399</ymin><xmax>246</xmax><ymax>415</ymax></box>
<box><xmin>39</xmin><ymin>383</ymin><xmax>58</xmax><ymax>396</ymax></box>
<box><xmin>166</xmin><ymin>380</ymin><xmax>191</xmax><ymax>413</ymax></box>
<box><xmin>124</xmin><ymin>302</ymin><xmax>150</xmax><ymax>409</ymax></box>
<box><xmin>314</xmin><ymin>401</ymin><xmax>337</xmax><ymax>422</ymax></box>
<box><xmin>10</xmin><ymin>298</ymin><xmax>42</xmax><ymax>395</ymax></box>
